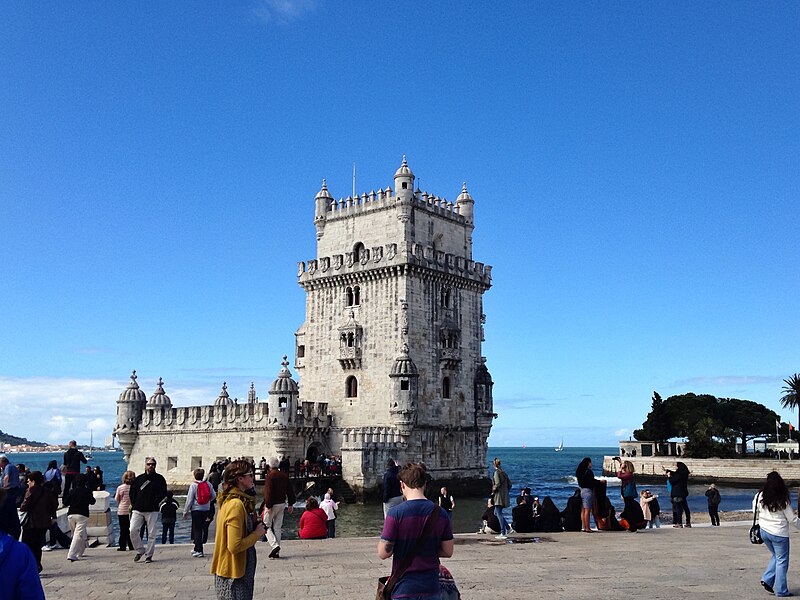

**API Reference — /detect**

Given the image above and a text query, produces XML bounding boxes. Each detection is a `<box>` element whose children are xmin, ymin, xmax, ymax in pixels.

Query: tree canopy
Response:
<box><xmin>633</xmin><ymin>392</ymin><xmax>779</xmax><ymax>458</ymax></box>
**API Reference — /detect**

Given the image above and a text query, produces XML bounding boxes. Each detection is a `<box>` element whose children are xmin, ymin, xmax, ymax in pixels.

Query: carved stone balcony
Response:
<box><xmin>339</xmin><ymin>346</ymin><xmax>362</xmax><ymax>369</ymax></box>
<box><xmin>439</xmin><ymin>347</ymin><xmax>461</xmax><ymax>370</ymax></box>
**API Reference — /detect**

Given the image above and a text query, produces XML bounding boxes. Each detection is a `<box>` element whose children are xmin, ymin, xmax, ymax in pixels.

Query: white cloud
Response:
<box><xmin>254</xmin><ymin>0</ymin><xmax>317</xmax><ymax>25</ymax></box>
<box><xmin>670</xmin><ymin>375</ymin><xmax>779</xmax><ymax>388</ymax></box>
<box><xmin>0</xmin><ymin>376</ymin><xmax>226</xmax><ymax>445</ymax></box>
<box><xmin>614</xmin><ymin>428</ymin><xmax>630</xmax><ymax>438</ymax></box>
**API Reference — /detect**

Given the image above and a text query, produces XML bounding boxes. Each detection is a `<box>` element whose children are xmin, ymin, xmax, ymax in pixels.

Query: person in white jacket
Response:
<box><xmin>320</xmin><ymin>492</ymin><xmax>339</xmax><ymax>538</ymax></box>
<box><xmin>754</xmin><ymin>471</ymin><xmax>800</xmax><ymax>597</ymax></box>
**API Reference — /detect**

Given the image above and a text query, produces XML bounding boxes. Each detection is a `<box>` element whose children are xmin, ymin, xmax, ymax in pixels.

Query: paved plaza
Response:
<box><xmin>39</xmin><ymin>521</ymin><xmax>787</xmax><ymax>599</ymax></box>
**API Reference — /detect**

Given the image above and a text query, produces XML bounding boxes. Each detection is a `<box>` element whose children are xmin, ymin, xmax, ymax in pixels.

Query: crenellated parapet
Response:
<box><xmin>319</xmin><ymin>188</ymin><xmax>467</xmax><ymax>224</ymax></box>
<box><xmin>298</xmin><ymin>241</ymin><xmax>492</xmax><ymax>287</ymax></box>
<box><xmin>139</xmin><ymin>402</ymin><xmax>271</xmax><ymax>432</ymax></box>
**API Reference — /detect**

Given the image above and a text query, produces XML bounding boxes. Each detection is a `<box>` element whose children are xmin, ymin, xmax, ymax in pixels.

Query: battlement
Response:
<box><xmin>297</xmin><ymin>241</ymin><xmax>492</xmax><ymax>286</ymax></box>
<box><xmin>322</xmin><ymin>188</ymin><xmax>466</xmax><ymax>224</ymax></box>
<box><xmin>138</xmin><ymin>402</ymin><xmax>332</xmax><ymax>433</ymax></box>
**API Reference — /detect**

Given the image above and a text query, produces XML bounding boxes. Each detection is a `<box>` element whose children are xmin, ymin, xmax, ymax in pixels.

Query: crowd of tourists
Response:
<box><xmin>7</xmin><ymin>445</ymin><xmax>800</xmax><ymax>600</ymax></box>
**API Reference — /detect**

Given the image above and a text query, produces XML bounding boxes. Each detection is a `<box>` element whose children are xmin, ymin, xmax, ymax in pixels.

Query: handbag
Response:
<box><xmin>750</xmin><ymin>492</ymin><xmax>763</xmax><ymax>545</ymax></box>
<box><xmin>377</xmin><ymin>505</ymin><xmax>441</xmax><ymax>600</ymax></box>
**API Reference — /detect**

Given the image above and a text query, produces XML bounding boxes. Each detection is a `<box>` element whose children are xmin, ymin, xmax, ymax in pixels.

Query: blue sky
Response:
<box><xmin>1</xmin><ymin>2</ymin><xmax>798</xmax><ymax>447</ymax></box>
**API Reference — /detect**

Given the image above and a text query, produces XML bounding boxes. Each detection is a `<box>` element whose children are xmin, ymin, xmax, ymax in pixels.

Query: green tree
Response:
<box><xmin>633</xmin><ymin>392</ymin><xmax>671</xmax><ymax>444</ymax></box>
<box><xmin>780</xmin><ymin>374</ymin><xmax>800</xmax><ymax>451</ymax></box>
<box><xmin>717</xmin><ymin>398</ymin><xmax>779</xmax><ymax>454</ymax></box>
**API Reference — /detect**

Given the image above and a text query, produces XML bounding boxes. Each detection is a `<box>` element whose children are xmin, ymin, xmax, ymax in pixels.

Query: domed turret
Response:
<box><xmin>268</xmin><ymin>356</ymin><xmax>299</xmax><ymax>427</ymax></box>
<box><xmin>456</xmin><ymin>182</ymin><xmax>474</xmax><ymax>225</ymax></box>
<box><xmin>214</xmin><ymin>382</ymin><xmax>235</xmax><ymax>407</ymax></box>
<box><xmin>147</xmin><ymin>377</ymin><xmax>172</xmax><ymax>408</ymax></box>
<box><xmin>393</xmin><ymin>155</ymin><xmax>415</xmax><ymax>202</ymax></box>
<box><xmin>389</xmin><ymin>344</ymin><xmax>419</xmax><ymax>435</ymax></box>
<box><xmin>314</xmin><ymin>179</ymin><xmax>333</xmax><ymax>240</ymax></box>
<box><xmin>114</xmin><ymin>370</ymin><xmax>147</xmax><ymax>461</ymax></box>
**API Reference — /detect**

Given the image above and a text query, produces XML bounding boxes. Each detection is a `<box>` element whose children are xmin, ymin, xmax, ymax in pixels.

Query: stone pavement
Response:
<box><xmin>39</xmin><ymin>521</ymin><xmax>789</xmax><ymax>599</ymax></box>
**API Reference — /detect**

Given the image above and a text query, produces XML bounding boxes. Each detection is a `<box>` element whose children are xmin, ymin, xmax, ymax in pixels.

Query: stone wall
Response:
<box><xmin>603</xmin><ymin>455</ymin><xmax>800</xmax><ymax>486</ymax></box>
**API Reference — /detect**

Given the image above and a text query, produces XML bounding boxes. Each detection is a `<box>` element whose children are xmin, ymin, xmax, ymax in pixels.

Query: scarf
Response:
<box><xmin>217</xmin><ymin>486</ymin><xmax>256</xmax><ymax>515</ymax></box>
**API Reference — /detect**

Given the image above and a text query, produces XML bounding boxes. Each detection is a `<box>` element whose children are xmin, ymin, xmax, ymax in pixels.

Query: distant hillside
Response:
<box><xmin>0</xmin><ymin>430</ymin><xmax>47</xmax><ymax>447</ymax></box>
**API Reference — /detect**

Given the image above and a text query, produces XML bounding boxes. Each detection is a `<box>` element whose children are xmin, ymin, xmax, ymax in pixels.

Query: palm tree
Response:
<box><xmin>780</xmin><ymin>374</ymin><xmax>800</xmax><ymax>454</ymax></box>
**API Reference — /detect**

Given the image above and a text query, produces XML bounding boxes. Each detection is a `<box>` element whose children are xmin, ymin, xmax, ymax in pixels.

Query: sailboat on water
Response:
<box><xmin>85</xmin><ymin>430</ymin><xmax>94</xmax><ymax>460</ymax></box>
<box><xmin>555</xmin><ymin>438</ymin><xmax>564</xmax><ymax>452</ymax></box>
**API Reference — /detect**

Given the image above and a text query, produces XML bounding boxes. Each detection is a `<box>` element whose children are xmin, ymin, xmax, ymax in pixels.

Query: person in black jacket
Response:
<box><xmin>511</xmin><ymin>496</ymin><xmax>535</xmax><ymax>533</ymax></box>
<box><xmin>382</xmin><ymin>459</ymin><xmax>402</xmax><ymax>518</ymax></box>
<box><xmin>705</xmin><ymin>483</ymin><xmax>721</xmax><ymax>526</ymax></box>
<box><xmin>64</xmin><ymin>474</ymin><xmax>95</xmax><ymax>562</ymax></box>
<box><xmin>129</xmin><ymin>457</ymin><xmax>168</xmax><ymax>563</ymax></box>
<box><xmin>665</xmin><ymin>462</ymin><xmax>691</xmax><ymax>527</ymax></box>
<box><xmin>20</xmin><ymin>471</ymin><xmax>59</xmax><ymax>572</ymax></box>
<box><xmin>62</xmin><ymin>441</ymin><xmax>87</xmax><ymax>502</ymax></box>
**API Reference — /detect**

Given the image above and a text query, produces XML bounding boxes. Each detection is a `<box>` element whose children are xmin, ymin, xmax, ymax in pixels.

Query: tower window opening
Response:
<box><xmin>297</xmin><ymin>345</ymin><xmax>305</xmax><ymax>358</ymax></box>
<box><xmin>353</xmin><ymin>285</ymin><xmax>360</xmax><ymax>305</ymax></box>
<box><xmin>353</xmin><ymin>242</ymin><xmax>365</xmax><ymax>262</ymax></box>
<box><xmin>442</xmin><ymin>377</ymin><xmax>451</xmax><ymax>399</ymax></box>
<box><xmin>278</xmin><ymin>397</ymin><xmax>288</xmax><ymax>409</ymax></box>
<box><xmin>402</xmin><ymin>182</ymin><xmax>408</xmax><ymax>189</ymax></box>
<box><xmin>401</xmin><ymin>379</ymin><xmax>409</xmax><ymax>391</ymax></box>
<box><xmin>347</xmin><ymin>332</ymin><xmax>355</xmax><ymax>347</ymax></box>
<box><xmin>346</xmin><ymin>287</ymin><xmax>354</xmax><ymax>307</ymax></box>
<box><xmin>442</xmin><ymin>288</ymin><xmax>452</xmax><ymax>308</ymax></box>
<box><xmin>346</xmin><ymin>376</ymin><xmax>358</xmax><ymax>398</ymax></box>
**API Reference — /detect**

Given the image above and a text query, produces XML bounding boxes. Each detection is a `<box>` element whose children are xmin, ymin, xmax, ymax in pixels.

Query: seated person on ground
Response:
<box><xmin>512</xmin><ymin>496</ymin><xmax>535</xmax><ymax>533</ymax></box>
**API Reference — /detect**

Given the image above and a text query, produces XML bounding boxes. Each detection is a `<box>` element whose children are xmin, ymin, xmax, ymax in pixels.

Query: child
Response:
<box><xmin>640</xmin><ymin>489</ymin><xmax>661</xmax><ymax>529</ymax></box>
<box><xmin>159</xmin><ymin>491</ymin><xmax>180</xmax><ymax>544</ymax></box>
<box><xmin>320</xmin><ymin>492</ymin><xmax>339</xmax><ymax>538</ymax></box>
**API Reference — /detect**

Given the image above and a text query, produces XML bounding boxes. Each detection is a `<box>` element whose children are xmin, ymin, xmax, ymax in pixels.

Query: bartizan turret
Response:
<box><xmin>314</xmin><ymin>179</ymin><xmax>332</xmax><ymax>240</ymax></box>
<box><xmin>394</xmin><ymin>155</ymin><xmax>415</xmax><ymax>223</ymax></box>
<box><xmin>113</xmin><ymin>371</ymin><xmax>147</xmax><ymax>461</ymax></box>
<box><xmin>389</xmin><ymin>344</ymin><xmax>419</xmax><ymax>436</ymax></box>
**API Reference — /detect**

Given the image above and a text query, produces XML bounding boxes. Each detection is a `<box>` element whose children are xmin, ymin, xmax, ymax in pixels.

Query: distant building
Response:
<box><xmin>114</xmin><ymin>158</ymin><xmax>496</xmax><ymax>495</ymax></box>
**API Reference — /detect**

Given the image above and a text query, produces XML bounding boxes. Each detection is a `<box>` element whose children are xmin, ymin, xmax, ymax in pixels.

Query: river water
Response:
<box><xmin>12</xmin><ymin>447</ymin><xmax>767</xmax><ymax>541</ymax></box>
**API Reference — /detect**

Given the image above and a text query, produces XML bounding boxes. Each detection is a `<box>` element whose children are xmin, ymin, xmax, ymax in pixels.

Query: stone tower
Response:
<box><xmin>296</xmin><ymin>157</ymin><xmax>495</xmax><ymax>494</ymax></box>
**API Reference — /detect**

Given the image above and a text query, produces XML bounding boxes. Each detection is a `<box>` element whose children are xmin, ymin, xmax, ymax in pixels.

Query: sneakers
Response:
<box><xmin>134</xmin><ymin>552</ymin><xmax>144</xmax><ymax>562</ymax></box>
<box><xmin>507</xmin><ymin>528</ymin><xmax>516</xmax><ymax>535</ymax></box>
<box><xmin>268</xmin><ymin>546</ymin><xmax>281</xmax><ymax>559</ymax></box>
<box><xmin>494</xmin><ymin>534</ymin><xmax>508</xmax><ymax>540</ymax></box>
<box><xmin>684</xmin><ymin>524</ymin><xmax>692</xmax><ymax>528</ymax></box>
<box><xmin>191</xmin><ymin>551</ymin><xmax>204</xmax><ymax>558</ymax></box>
<box><xmin>144</xmin><ymin>557</ymin><xmax>153</xmax><ymax>563</ymax></box>
<box><xmin>42</xmin><ymin>545</ymin><xmax>54</xmax><ymax>552</ymax></box>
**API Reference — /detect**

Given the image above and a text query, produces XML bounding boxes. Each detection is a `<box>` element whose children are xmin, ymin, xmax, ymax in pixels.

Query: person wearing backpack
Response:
<box><xmin>184</xmin><ymin>468</ymin><xmax>216</xmax><ymax>557</ymax></box>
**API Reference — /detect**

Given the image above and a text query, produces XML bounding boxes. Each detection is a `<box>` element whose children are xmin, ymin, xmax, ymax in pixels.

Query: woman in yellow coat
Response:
<box><xmin>211</xmin><ymin>460</ymin><xmax>267</xmax><ymax>600</ymax></box>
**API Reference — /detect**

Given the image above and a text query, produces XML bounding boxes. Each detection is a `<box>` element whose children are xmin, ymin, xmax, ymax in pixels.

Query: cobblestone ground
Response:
<box><xmin>40</xmin><ymin>521</ymin><xmax>784</xmax><ymax>599</ymax></box>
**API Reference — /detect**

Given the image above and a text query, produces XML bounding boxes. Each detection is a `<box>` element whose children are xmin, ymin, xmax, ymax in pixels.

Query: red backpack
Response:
<box><xmin>196</xmin><ymin>481</ymin><xmax>211</xmax><ymax>505</ymax></box>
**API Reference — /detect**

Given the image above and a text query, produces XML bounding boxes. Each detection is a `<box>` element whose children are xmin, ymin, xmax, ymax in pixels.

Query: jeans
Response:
<box><xmin>672</xmin><ymin>496</ymin><xmax>691</xmax><ymax>525</ymax></box>
<box><xmin>494</xmin><ymin>505</ymin><xmax>510</xmax><ymax>535</ymax></box>
<box><xmin>647</xmin><ymin>516</ymin><xmax>661</xmax><ymax>528</ymax></box>
<box><xmin>761</xmin><ymin>529</ymin><xmax>791</xmax><ymax>597</ymax></box>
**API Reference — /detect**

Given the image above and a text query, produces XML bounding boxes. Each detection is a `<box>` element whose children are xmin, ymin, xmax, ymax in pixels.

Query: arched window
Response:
<box><xmin>353</xmin><ymin>242</ymin><xmax>365</xmax><ymax>262</ymax></box>
<box><xmin>278</xmin><ymin>397</ymin><xmax>288</xmax><ymax>409</ymax></box>
<box><xmin>441</xmin><ymin>287</ymin><xmax>451</xmax><ymax>308</ymax></box>
<box><xmin>347</xmin><ymin>332</ymin><xmax>355</xmax><ymax>347</ymax></box>
<box><xmin>345</xmin><ymin>287</ymin><xmax>354</xmax><ymax>307</ymax></box>
<box><xmin>442</xmin><ymin>377</ymin><xmax>451</xmax><ymax>399</ymax></box>
<box><xmin>353</xmin><ymin>285</ymin><xmax>361</xmax><ymax>305</ymax></box>
<box><xmin>346</xmin><ymin>376</ymin><xmax>358</xmax><ymax>398</ymax></box>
